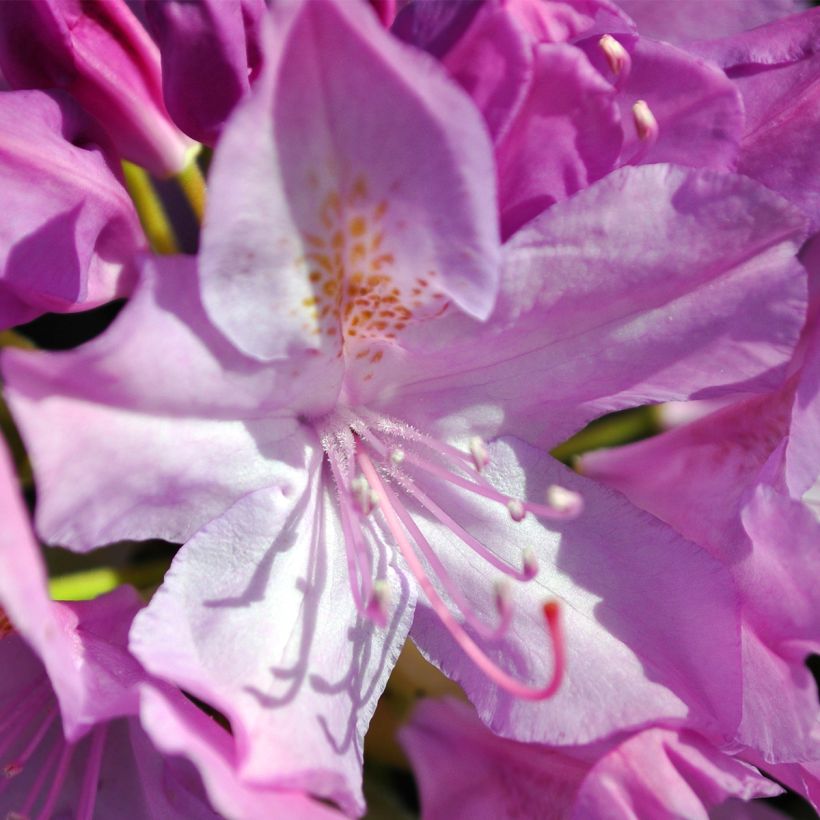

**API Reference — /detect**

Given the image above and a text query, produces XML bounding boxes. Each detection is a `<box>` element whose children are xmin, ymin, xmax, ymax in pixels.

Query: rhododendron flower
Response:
<box><xmin>0</xmin><ymin>0</ymin><xmax>195</xmax><ymax>176</ymax></box>
<box><xmin>0</xmin><ymin>89</ymin><xmax>142</xmax><ymax>329</ymax></box>
<box><xmin>399</xmin><ymin>698</ymin><xmax>782</xmax><ymax>819</ymax></box>
<box><xmin>4</xmin><ymin>0</ymin><xmax>812</xmax><ymax>813</ymax></box>
<box><xmin>0</xmin><ymin>439</ymin><xmax>339</xmax><ymax>819</ymax></box>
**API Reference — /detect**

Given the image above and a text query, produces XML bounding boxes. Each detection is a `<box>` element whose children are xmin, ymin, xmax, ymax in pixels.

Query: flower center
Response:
<box><xmin>318</xmin><ymin>408</ymin><xmax>582</xmax><ymax>700</ymax></box>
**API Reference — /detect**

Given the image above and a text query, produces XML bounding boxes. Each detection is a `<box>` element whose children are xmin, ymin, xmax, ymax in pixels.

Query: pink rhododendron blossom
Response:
<box><xmin>5</xmin><ymin>51</ymin><xmax>812</xmax><ymax>820</ymax></box>
<box><xmin>400</xmin><ymin>698</ymin><xmax>782</xmax><ymax>819</ymax></box>
<box><xmin>0</xmin><ymin>89</ymin><xmax>142</xmax><ymax>329</ymax></box>
<box><xmin>0</xmin><ymin>0</ymin><xmax>195</xmax><ymax>176</ymax></box>
<box><xmin>143</xmin><ymin>0</ymin><xmax>267</xmax><ymax>146</ymax></box>
<box><xmin>2</xmin><ymin>0</ymin><xmax>818</xmax><ymax>814</ymax></box>
<box><xmin>0</xmin><ymin>440</ymin><xmax>339</xmax><ymax>819</ymax></box>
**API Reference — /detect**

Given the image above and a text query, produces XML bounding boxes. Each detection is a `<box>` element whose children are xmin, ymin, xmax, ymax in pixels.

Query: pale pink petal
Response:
<box><xmin>409</xmin><ymin>438</ymin><xmax>742</xmax><ymax>745</ymax></box>
<box><xmin>139</xmin><ymin>686</ymin><xmax>343</xmax><ymax>820</ymax></box>
<box><xmin>572</xmin><ymin>728</ymin><xmax>781</xmax><ymax>819</ymax></box>
<box><xmin>3</xmin><ymin>255</ymin><xmax>335</xmax><ymax>550</ymax></box>
<box><xmin>131</xmin><ymin>458</ymin><xmax>415</xmax><ymax>816</ymax></box>
<box><xmin>201</xmin><ymin>0</ymin><xmax>499</xmax><ymax>361</ymax></box>
<box><xmin>369</xmin><ymin>165</ymin><xmax>807</xmax><ymax>449</ymax></box>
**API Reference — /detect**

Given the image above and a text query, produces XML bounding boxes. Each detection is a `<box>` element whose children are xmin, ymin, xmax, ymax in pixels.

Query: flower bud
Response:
<box><xmin>0</xmin><ymin>0</ymin><xmax>195</xmax><ymax>176</ymax></box>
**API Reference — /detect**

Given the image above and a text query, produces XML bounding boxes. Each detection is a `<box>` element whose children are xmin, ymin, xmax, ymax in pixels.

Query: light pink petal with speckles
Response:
<box><xmin>201</xmin><ymin>0</ymin><xmax>499</xmax><ymax>362</ymax></box>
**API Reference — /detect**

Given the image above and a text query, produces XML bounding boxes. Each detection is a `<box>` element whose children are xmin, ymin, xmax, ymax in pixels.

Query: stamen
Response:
<box><xmin>546</xmin><ymin>485</ymin><xmax>583</xmax><ymax>515</ymax></box>
<box><xmin>630</xmin><ymin>100</ymin><xmax>659</xmax><ymax>164</ymax></box>
<box><xmin>351</xmin><ymin>474</ymin><xmax>379</xmax><ymax>515</ymax></box>
<box><xmin>396</xmin><ymin>472</ymin><xmax>538</xmax><ymax>581</ymax></box>
<box><xmin>366</xmin><ymin>580</ymin><xmax>391</xmax><ymax>628</ymax></box>
<box><xmin>358</xmin><ymin>451</ymin><xmax>564</xmax><ymax>700</ymax></box>
<box><xmin>35</xmin><ymin>740</ymin><xmax>74</xmax><ymax>820</ymax></box>
<box><xmin>507</xmin><ymin>499</ymin><xmax>526</xmax><ymax>522</ymax></box>
<box><xmin>387</xmin><ymin>481</ymin><xmax>513</xmax><ymax>641</ymax></box>
<box><xmin>330</xmin><ymin>457</ymin><xmax>375</xmax><ymax>617</ymax></box>
<box><xmin>598</xmin><ymin>34</ymin><xmax>631</xmax><ymax>85</ymax></box>
<box><xmin>468</xmin><ymin>436</ymin><xmax>489</xmax><ymax>472</ymax></box>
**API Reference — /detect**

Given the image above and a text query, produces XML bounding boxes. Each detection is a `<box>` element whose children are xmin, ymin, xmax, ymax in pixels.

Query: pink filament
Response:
<box><xmin>358</xmin><ymin>450</ymin><xmax>564</xmax><ymax>700</ymax></box>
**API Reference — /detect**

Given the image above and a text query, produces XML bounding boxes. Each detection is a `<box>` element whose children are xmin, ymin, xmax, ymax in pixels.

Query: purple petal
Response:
<box><xmin>0</xmin><ymin>90</ymin><xmax>141</xmax><ymax>328</ymax></box>
<box><xmin>200</xmin><ymin>0</ymin><xmax>499</xmax><ymax>361</ymax></box>
<box><xmin>615</xmin><ymin>0</ymin><xmax>806</xmax><ymax>45</ymax></box>
<box><xmin>0</xmin><ymin>0</ymin><xmax>195</xmax><ymax>176</ymax></box>
<box><xmin>130</xmin><ymin>462</ymin><xmax>415</xmax><ymax>816</ymax></box>
<box><xmin>581</xmin><ymin>35</ymin><xmax>744</xmax><ymax>170</ymax></box>
<box><xmin>496</xmin><ymin>43</ymin><xmax>622</xmax><ymax>237</ymax></box>
<box><xmin>691</xmin><ymin>9</ymin><xmax>820</xmax><ymax>229</ymax></box>
<box><xmin>144</xmin><ymin>0</ymin><xmax>266</xmax><ymax>145</ymax></box>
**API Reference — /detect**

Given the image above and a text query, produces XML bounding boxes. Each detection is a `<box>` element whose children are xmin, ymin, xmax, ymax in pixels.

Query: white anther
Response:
<box><xmin>351</xmin><ymin>475</ymin><xmax>379</xmax><ymax>515</ymax></box>
<box><xmin>468</xmin><ymin>436</ymin><xmax>490</xmax><ymax>472</ymax></box>
<box><xmin>507</xmin><ymin>498</ymin><xmax>526</xmax><ymax>522</ymax></box>
<box><xmin>371</xmin><ymin>579</ymin><xmax>391</xmax><ymax>616</ymax></box>
<box><xmin>598</xmin><ymin>34</ymin><xmax>628</xmax><ymax>76</ymax></box>
<box><xmin>632</xmin><ymin>99</ymin><xmax>657</xmax><ymax>142</ymax></box>
<box><xmin>546</xmin><ymin>484</ymin><xmax>582</xmax><ymax>514</ymax></box>
<box><xmin>522</xmin><ymin>547</ymin><xmax>539</xmax><ymax>579</ymax></box>
<box><xmin>390</xmin><ymin>448</ymin><xmax>405</xmax><ymax>466</ymax></box>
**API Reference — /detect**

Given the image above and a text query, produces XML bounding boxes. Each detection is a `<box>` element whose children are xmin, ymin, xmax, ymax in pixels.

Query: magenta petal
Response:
<box><xmin>0</xmin><ymin>90</ymin><xmax>141</xmax><ymax>327</ymax></box>
<box><xmin>144</xmin><ymin>0</ymin><xmax>266</xmax><ymax>145</ymax></box>
<box><xmin>3</xmin><ymin>255</ymin><xmax>339</xmax><ymax>551</ymax></box>
<box><xmin>409</xmin><ymin>438</ymin><xmax>742</xmax><ymax>745</ymax></box>
<box><xmin>615</xmin><ymin>0</ymin><xmax>806</xmax><ymax>44</ymax></box>
<box><xmin>496</xmin><ymin>43</ymin><xmax>622</xmax><ymax>237</ymax></box>
<box><xmin>130</xmin><ymin>464</ymin><xmax>415</xmax><ymax>816</ymax></box>
<box><xmin>435</xmin><ymin>3</ymin><xmax>534</xmax><ymax>143</ymax></box>
<box><xmin>200</xmin><ymin>0</ymin><xmax>500</xmax><ymax>361</ymax></box>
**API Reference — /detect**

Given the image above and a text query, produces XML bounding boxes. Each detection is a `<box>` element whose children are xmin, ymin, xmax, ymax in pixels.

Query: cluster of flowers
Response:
<box><xmin>0</xmin><ymin>0</ymin><xmax>818</xmax><ymax>816</ymax></box>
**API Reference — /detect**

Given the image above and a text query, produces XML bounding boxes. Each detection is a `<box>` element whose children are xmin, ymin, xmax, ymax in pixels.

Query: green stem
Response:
<box><xmin>176</xmin><ymin>151</ymin><xmax>207</xmax><ymax>223</ymax></box>
<box><xmin>122</xmin><ymin>161</ymin><xmax>179</xmax><ymax>255</ymax></box>
<box><xmin>48</xmin><ymin>559</ymin><xmax>171</xmax><ymax>601</ymax></box>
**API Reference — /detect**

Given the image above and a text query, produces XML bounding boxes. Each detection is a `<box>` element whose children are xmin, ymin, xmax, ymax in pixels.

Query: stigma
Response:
<box><xmin>318</xmin><ymin>410</ymin><xmax>582</xmax><ymax>701</ymax></box>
